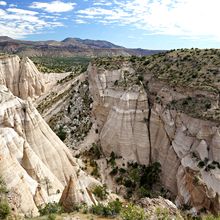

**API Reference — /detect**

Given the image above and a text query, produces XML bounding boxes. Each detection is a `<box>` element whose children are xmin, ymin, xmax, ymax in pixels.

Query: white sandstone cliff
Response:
<box><xmin>0</xmin><ymin>55</ymin><xmax>45</xmax><ymax>99</ymax></box>
<box><xmin>88</xmin><ymin>62</ymin><xmax>220</xmax><ymax>213</ymax></box>
<box><xmin>0</xmin><ymin>85</ymin><xmax>99</xmax><ymax>217</ymax></box>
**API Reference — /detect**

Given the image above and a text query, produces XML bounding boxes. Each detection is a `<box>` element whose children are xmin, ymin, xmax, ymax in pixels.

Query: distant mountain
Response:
<box><xmin>0</xmin><ymin>36</ymin><xmax>163</xmax><ymax>57</ymax></box>
<box><xmin>67</xmin><ymin>38</ymin><xmax>123</xmax><ymax>49</ymax></box>
<box><xmin>0</xmin><ymin>36</ymin><xmax>14</xmax><ymax>42</ymax></box>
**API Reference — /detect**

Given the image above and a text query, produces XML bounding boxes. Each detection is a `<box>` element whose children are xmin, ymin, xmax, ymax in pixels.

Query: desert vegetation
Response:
<box><xmin>0</xmin><ymin>177</ymin><xmax>10</xmax><ymax>219</ymax></box>
<box><xmin>94</xmin><ymin>49</ymin><xmax>220</xmax><ymax>94</ymax></box>
<box><xmin>31</xmin><ymin>56</ymin><xmax>91</xmax><ymax>73</ymax></box>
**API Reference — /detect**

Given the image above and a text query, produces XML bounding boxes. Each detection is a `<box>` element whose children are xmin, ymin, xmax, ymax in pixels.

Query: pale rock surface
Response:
<box><xmin>88</xmin><ymin>64</ymin><xmax>150</xmax><ymax>165</ymax></box>
<box><xmin>0</xmin><ymin>55</ymin><xmax>45</xmax><ymax>99</ymax></box>
<box><xmin>0</xmin><ymin>85</ymin><xmax>100</xmax><ymax>217</ymax></box>
<box><xmin>139</xmin><ymin>196</ymin><xmax>183</xmax><ymax>219</ymax></box>
<box><xmin>60</xmin><ymin>174</ymin><xmax>97</xmax><ymax>212</ymax></box>
<box><xmin>88</xmin><ymin>63</ymin><xmax>220</xmax><ymax>213</ymax></box>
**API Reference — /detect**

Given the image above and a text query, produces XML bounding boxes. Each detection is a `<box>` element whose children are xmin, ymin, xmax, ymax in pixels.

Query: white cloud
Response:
<box><xmin>93</xmin><ymin>1</ymin><xmax>112</xmax><ymax>6</ymax></box>
<box><xmin>76</xmin><ymin>0</ymin><xmax>220</xmax><ymax>41</ymax></box>
<box><xmin>30</xmin><ymin>0</ymin><xmax>76</xmax><ymax>13</ymax></box>
<box><xmin>0</xmin><ymin>1</ymin><xmax>7</xmax><ymax>6</ymax></box>
<box><xmin>0</xmin><ymin>6</ymin><xmax>63</xmax><ymax>38</ymax></box>
<box><xmin>9</xmin><ymin>4</ymin><xmax>17</xmax><ymax>8</ymax></box>
<box><xmin>75</xmin><ymin>19</ymin><xmax>87</xmax><ymax>24</ymax></box>
<box><xmin>7</xmin><ymin>8</ymin><xmax>39</xmax><ymax>15</ymax></box>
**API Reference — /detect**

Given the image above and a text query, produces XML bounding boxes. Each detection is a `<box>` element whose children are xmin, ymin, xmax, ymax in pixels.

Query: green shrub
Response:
<box><xmin>89</xmin><ymin>159</ymin><xmax>100</xmax><ymax>178</ymax></box>
<box><xmin>38</xmin><ymin>202</ymin><xmax>63</xmax><ymax>216</ymax></box>
<box><xmin>137</xmin><ymin>186</ymin><xmax>151</xmax><ymax>198</ymax></box>
<box><xmin>81</xmin><ymin>203</ymin><xmax>89</xmax><ymax>214</ymax></box>
<box><xmin>0</xmin><ymin>200</ymin><xmax>10</xmax><ymax>219</ymax></box>
<box><xmin>119</xmin><ymin>168</ymin><xmax>126</xmax><ymax>174</ymax></box>
<box><xmin>112</xmin><ymin>161</ymin><xmax>162</xmax><ymax>199</ymax></box>
<box><xmin>138</xmin><ymin>75</ymin><xmax>144</xmax><ymax>81</ymax></box>
<box><xmin>90</xmin><ymin>143</ymin><xmax>102</xmax><ymax>159</ymax></box>
<box><xmin>203</xmin><ymin>214</ymin><xmax>220</xmax><ymax>220</ymax></box>
<box><xmin>120</xmin><ymin>204</ymin><xmax>147</xmax><ymax>220</ymax></box>
<box><xmin>56</xmin><ymin>126</ymin><xmax>66</xmax><ymax>141</ymax></box>
<box><xmin>0</xmin><ymin>177</ymin><xmax>8</xmax><ymax>194</ymax></box>
<box><xmin>31</xmin><ymin>56</ymin><xmax>91</xmax><ymax>73</ymax></box>
<box><xmin>108</xmin><ymin>199</ymin><xmax>122</xmax><ymax>215</ymax></box>
<box><xmin>198</xmin><ymin>161</ymin><xmax>205</xmax><ymax>168</ymax></box>
<box><xmin>48</xmin><ymin>213</ymin><xmax>57</xmax><ymax>220</ymax></box>
<box><xmin>108</xmin><ymin>151</ymin><xmax>117</xmax><ymax>167</ymax></box>
<box><xmin>90</xmin><ymin>200</ymin><xmax>122</xmax><ymax>217</ymax></box>
<box><xmin>155</xmin><ymin>207</ymin><xmax>169</xmax><ymax>220</ymax></box>
<box><xmin>109</xmin><ymin>167</ymin><xmax>118</xmax><ymax>176</ymax></box>
<box><xmin>140</xmin><ymin>162</ymin><xmax>161</xmax><ymax>189</ymax></box>
<box><xmin>92</xmin><ymin>185</ymin><xmax>108</xmax><ymax>200</ymax></box>
<box><xmin>0</xmin><ymin>177</ymin><xmax>10</xmax><ymax>219</ymax></box>
<box><xmin>90</xmin><ymin>203</ymin><xmax>106</xmax><ymax>216</ymax></box>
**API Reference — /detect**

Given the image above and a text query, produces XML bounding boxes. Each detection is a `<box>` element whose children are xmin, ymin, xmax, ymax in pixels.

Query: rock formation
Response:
<box><xmin>0</xmin><ymin>85</ymin><xmax>99</xmax><ymax>217</ymax></box>
<box><xmin>88</xmin><ymin>60</ymin><xmax>220</xmax><ymax>213</ymax></box>
<box><xmin>60</xmin><ymin>174</ymin><xmax>97</xmax><ymax>212</ymax></box>
<box><xmin>0</xmin><ymin>55</ymin><xmax>45</xmax><ymax>99</ymax></box>
<box><xmin>139</xmin><ymin>196</ymin><xmax>183</xmax><ymax>219</ymax></box>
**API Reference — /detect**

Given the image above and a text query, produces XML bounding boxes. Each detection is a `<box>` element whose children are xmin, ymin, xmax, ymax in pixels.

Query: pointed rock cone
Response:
<box><xmin>60</xmin><ymin>175</ymin><xmax>84</xmax><ymax>212</ymax></box>
<box><xmin>19</xmin><ymin>57</ymin><xmax>45</xmax><ymax>99</ymax></box>
<box><xmin>21</xmin><ymin>142</ymin><xmax>64</xmax><ymax>197</ymax></box>
<box><xmin>34</xmin><ymin>185</ymin><xmax>48</xmax><ymax>207</ymax></box>
<box><xmin>21</xmin><ymin>142</ymin><xmax>38</xmax><ymax>180</ymax></box>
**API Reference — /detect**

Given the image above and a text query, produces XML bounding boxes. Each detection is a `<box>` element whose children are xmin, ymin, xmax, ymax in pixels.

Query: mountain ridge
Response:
<box><xmin>0</xmin><ymin>36</ymin><xmax>164</xmax><ymax>57</ymax></box>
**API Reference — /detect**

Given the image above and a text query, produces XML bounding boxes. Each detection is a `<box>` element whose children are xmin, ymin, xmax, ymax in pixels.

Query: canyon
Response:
<box><xmin>0</xmin><ymin>55</ymin><xmax>115</xmax><ymax>218</ymax></box>
<box><xmin>88</xmin><ymin>57</ymin><xmax>220</xmax><ymax>214</ymax></box>
<box><xmin>0</xmin><ymin>49</ymin><xmax>220</xmax><ymax>218</ymax></box>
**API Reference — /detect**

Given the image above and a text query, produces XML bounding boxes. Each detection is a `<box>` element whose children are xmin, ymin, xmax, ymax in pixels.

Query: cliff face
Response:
<box><xmin>89</xmin><ymin>64</ymin><xmax>150</xmax><ymax>165</ymax></box>
<box><xmin>88</xmin><ymin>61</ymin><xmax>220</xmax><ymax>213</ymax></box>
<box><xmin>0</xmin><ymin>55</ymin><xmax>45</xmax><ymax>99</ymax></box>
<box><xmin>0</xmin><ymin>85</ymin><xmax>99</xmax><ymax>217</ymax></box>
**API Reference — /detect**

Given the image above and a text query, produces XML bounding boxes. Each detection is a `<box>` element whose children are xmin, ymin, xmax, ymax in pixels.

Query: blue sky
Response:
<box><xmin>0</xmin><ymin>0</ymin><xmax>219</xmax><ymax>49</ymax></box>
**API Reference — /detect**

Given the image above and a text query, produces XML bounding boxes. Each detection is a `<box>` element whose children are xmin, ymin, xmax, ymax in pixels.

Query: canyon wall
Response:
<box><xmin>88</xmin><ymin>62</ymin><xmax>220</xmax><ymax>213</ymax></box>
<box><xmin>0</xmin><ymin>56</ymin><xmax>102</xmax><ymax>217</ymax></box>
<box><xmin>0</xmin><ymin>85</ymin><xmax>100</xmax><ymax>217</ymax></box>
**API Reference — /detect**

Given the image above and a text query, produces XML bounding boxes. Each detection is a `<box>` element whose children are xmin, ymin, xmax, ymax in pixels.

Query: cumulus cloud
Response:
<box><xmin>7</xmin><ymin>8</ymin><xmax>39</xmax><ymax>15</ymax></box>
<box><xmin>30</xmin><ymin>0</ymin><xmax>76</xmax><ymax>13</ymax></box>
<box><xmin>0</xmin><ymin>1</ymin><xmax>7</xmax><ymax>6</ymax></box>
<box><xmin>77</xmin><ymin>0</ymin><xmax>220</xmax><ymax>41</ymax></box>
<box><xmin>0</xmin><ymin>5</ymin><xmax>63</xmax><ymax>38</ymax></box>
<box><xmin>93</xmin><ymin>0</ymin><xmax>112</xmax><ymax>6</ymax></box>
<box><xmin>75</xmin><ymin>19</ymin><xmax>88</xmax><ymax>24</ymax></box>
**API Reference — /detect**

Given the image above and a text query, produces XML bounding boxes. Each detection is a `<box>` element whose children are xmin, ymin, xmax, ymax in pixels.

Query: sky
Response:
<box><xmin>0</xmin><ymin>0</ymin><xmax>220</xmax><ymax>49</ymax></box>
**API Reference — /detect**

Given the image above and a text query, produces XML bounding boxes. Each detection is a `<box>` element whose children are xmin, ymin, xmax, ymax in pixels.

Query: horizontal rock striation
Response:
<box><xmin>88</xmin><ymin>62</ymin><xmax>220</xmax><ymax>213</ymax></box>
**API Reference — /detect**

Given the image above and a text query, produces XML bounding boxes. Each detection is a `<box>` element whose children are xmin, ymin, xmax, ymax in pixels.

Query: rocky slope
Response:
<box><xmin>0</xmin><ymin>55</ymin><xmax>124</xmax><ymax>218</ymax></box>
<box><xmin>0</xmin><ymin>55</ymin><xmax>45</xmax><ymax>100</ymax></box>
<box><xmin>0</xmin><ymin>85</ymin><xmax>105</xmax><ymax>217</ymax></box>
<box><xmin>88</xmin><ymin>53</ymin><xmax>220</xmax><ymax>214</ymax></box>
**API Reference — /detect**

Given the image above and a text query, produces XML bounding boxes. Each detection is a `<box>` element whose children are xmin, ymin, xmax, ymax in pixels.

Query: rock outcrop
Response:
<box><xmin>0</xmin><ymin>55</ymin><xmax>45</xmax><ymax>99</ymax></box>
<box><xmin>0</xmin><ymin>85</ymin><xmax>99</xmax><ymax>217</ymax></box>
<box><xmin>139</xmin><ymin>196</ymin><xmax>183</xmax><ymax>219</ymax></box>
<box><xmin>88</xmin><ymin>61</ymin><xmax>220</xmax><ymax>213</ymax></box>
<box><xmin>88</xmin><ymin>64</ymin><xmax>150</xmax><ymax>165</ymax></box>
